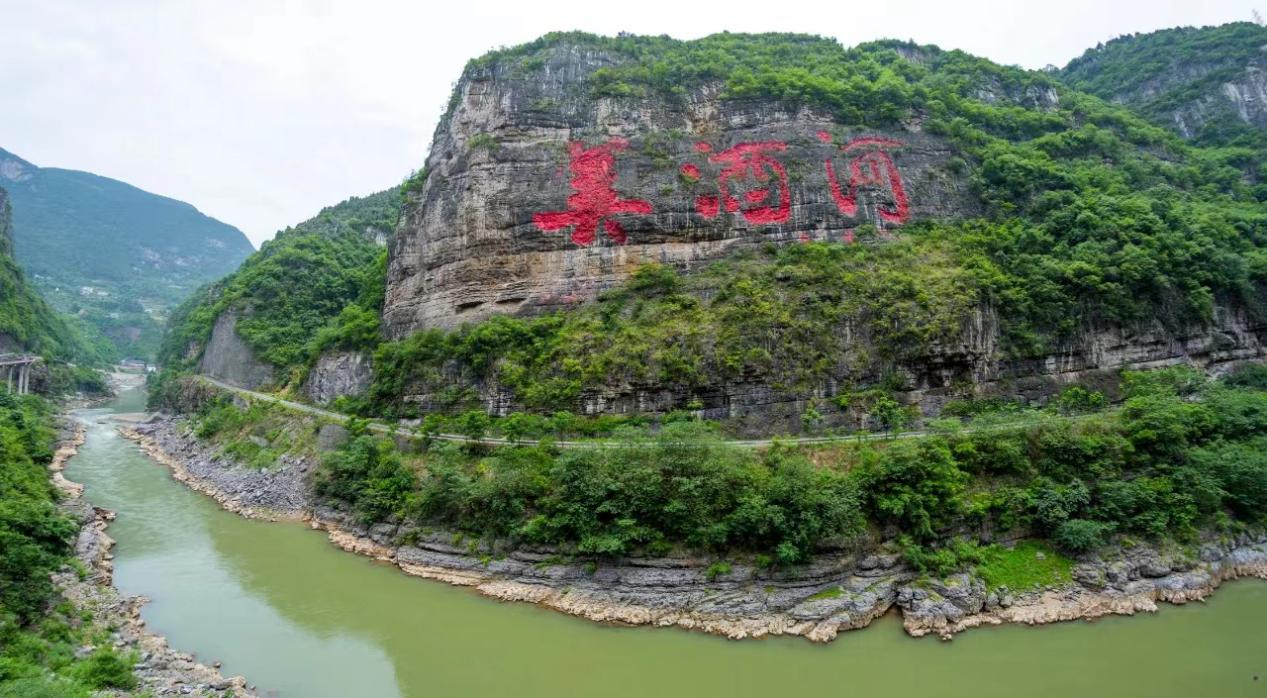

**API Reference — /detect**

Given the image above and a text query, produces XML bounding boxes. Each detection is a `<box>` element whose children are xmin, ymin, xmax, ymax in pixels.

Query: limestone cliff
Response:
<box><xmin>198</xmin><ymin>310</ymin><xmax>274</xmax><ymax>390</ymax></box>
<box><xmin>373</xmin><ymin>34</ymin><xmax>1267</xmax><ymax>430</ymax></box>
<box><xmin>384</xmin><ymin>42</ymin><xmax>980</xmax><ymax>334</ymax></box>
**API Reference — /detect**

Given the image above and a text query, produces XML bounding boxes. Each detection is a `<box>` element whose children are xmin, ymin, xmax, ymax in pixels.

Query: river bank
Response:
<box><xmin>51</xmin><ymin>411</ymin><xmax>258</xmax><ymax>697</ymax></box>
<box><xmin>122</xmin><ymin>413</ymin><xmax>1267</xmax><ymax>643</ymax></box>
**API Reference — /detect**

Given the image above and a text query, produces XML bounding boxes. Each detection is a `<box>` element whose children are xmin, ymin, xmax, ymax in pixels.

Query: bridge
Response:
<box><xmin>0</xmin><ymin>354</ymin><xmax>41</xmax><ymax>395</ymax></box>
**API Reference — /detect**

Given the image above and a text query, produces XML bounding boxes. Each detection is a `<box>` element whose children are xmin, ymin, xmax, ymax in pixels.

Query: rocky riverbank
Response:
<box><xmin>120</xmin><ymin>418</ymin><xmax>310</xmax><ymax>522</ymax></box>
<box><xmin>51</xmin><ymin>416</ymin><xmax>259</xmax><ymax>697</ymax></box>
<box><xmin>124</xmin><ymin>414</ymin><xmax>1267</xmax><ymax>643</ymax></box>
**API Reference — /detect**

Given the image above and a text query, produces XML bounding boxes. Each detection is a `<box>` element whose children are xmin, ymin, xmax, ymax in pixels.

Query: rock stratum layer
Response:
<box><xmin>384</xmin><ymin>44</ymin><xmax>979</xmax><ymax>334</ymax></box>
<box><xmin>126</xmin><ymin>414</ymin><xmax>1267</xmax><ymax>643</ymax></box>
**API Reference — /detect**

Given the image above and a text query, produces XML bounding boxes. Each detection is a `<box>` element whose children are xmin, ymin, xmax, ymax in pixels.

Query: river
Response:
<box><xmin>67</xmin><ymin>386</ymin><xmax>1267</xmax><ymax>698</ymax></box>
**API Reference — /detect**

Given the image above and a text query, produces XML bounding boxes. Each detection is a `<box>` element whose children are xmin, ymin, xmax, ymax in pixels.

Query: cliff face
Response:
<box><xmin>384</xmin><ymin>44</ymin><xmax>979</xmax><ymax>335</ymax></box>
<box><xmin>198</xmin><ymin>310</ymin><xmax>274</xmax><ymax>390</ymax></box>
<box><xmin>1135</xmin><ymin>54</ymin><xmax>1266</xmax><ymax>139</ymax></box>
<box><xmin>397</xmin><ymin>300</ymin><xmax>1267</xmax><ymax>434</ymax></box>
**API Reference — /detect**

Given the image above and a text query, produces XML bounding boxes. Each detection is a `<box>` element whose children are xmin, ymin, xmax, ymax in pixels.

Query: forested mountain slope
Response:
<box><xmin>1060</xmin><ymin>22</ymin><xmax>1267</xmax><ymax>151</ymax></box>
<box><xmin>156</xmin><ymin>187</ymin><xmax>399</xmax><ymax>391</ymax></box>
<box><xmin>0</xmin><ymin>185</ymin><xmax>106</xmax><ymax>365</ymax></box>
<box><xmin>150</xmin><ymin>28</ymin><xmax>1267</xmax><ymax>603</ymax></box>
<box><xmin>163</xmin><ymin>31</ymin><xmax>1267</xmax><ymax>434</ymax></box>
<box><xmin>0</xmin><ymin>147</ymin><xmax>254</xmax><ymax>360</ymax></box>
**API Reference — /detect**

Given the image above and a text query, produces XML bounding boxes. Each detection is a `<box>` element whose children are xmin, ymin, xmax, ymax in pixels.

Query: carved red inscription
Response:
<box><xmin>824</xmin><ymin>137</ymin><xmax>910</xmax><ymax>225</ymax></box>
<box><xmin>695</xmin><ymin>141</ymin><xmax>791</xmax><ymax>225</ymax></box>
<box><xmin>533</xmin><ymin>133</ymin><xmax>912</xmax><ymax>246</ymax></box>
<box><xmin>533</xmin><ymin>138</ymin><xmax>653</xmax><ymax>246</ymax></box>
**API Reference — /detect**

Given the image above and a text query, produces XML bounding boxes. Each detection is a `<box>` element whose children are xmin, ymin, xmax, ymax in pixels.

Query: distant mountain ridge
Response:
<box><xmin>1060</xmin><ymin>22</ymin><xmax>1267</xmax><ymax>148</ymax></box>
<box><xmin>0</xmin><ymin>147</ymin><xmax>255</xmax><ymax>359</ymax></box>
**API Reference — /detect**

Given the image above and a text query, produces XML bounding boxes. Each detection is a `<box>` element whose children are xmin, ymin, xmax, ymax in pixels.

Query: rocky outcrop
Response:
<box><xmin>122</xmin><ymin>416</ymin><xmax>311</xmax><ymax>521</ymax></box>
<box><xmin>1060</xmin><ymin>24</ymin><xmax>1267</xmax><ymax>143</ymax></box>
<box><xmin>315</xmin><ymin>507</ymin><xmax>1267</xmax><ymax>643</ymax></box>
<box><xmin>129</xmin><ymin>413</ymin><xmax>1267</xmax><ymax>643</ymax></box>
<box><xmin>304</xmin><ymin>350</ymin><xmax>372</xmax><ymax>404</ymax></box>
<box><xmin>1166</xmin><ymin>61</ymin><xmax>1267</xmax><ymax>138</ymax></box>
<box><xmin>198</xmin><ymin>309</ymin><xmax>274</xmax><ymax>390</ymax></box>
<box><xmin>397</xmin><ymin>300</ymin><xmax>1267</xmax><ymax>434</ymax></box>
<box><xmin>384</xmin><ymin>42</ymin><xmax>980</xmax><ymax>334</ymax></box>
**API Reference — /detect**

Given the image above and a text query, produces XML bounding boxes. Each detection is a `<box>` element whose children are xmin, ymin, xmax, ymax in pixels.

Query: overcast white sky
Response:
<box><xmin>2</xmin><ymin>0</ymin><xmax>1261</xmax><ymax>247</ymax></box>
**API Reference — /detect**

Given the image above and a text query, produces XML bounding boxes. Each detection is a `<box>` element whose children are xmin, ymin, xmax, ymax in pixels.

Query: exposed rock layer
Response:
<box><xmin>385</xmin><ymin>44</ymin><xmax>980</xmax><ymax>334</ymax></box>
<box><xmin>304</xmin><ymin>350</ymin><xmax>372</xmax><ymax>403</ymax></box>
<box><xmin>198</xmin><ymin>310</ymin><xmax>274</xmax><ymax>390</ymax></box>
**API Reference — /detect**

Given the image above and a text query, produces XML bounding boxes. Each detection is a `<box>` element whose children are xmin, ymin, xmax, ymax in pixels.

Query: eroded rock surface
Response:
<box><xmin>305</xmin><ymin>350</ymin><xmax>372</xmax><ymax>404</ymax></box>
<box><xmin>385</xmin><ymin>43</ymin><xmax>980</xmax><ymax>334</ymax></box>
<box><xmin>198</xmin><ymin>309</ymin><xmax>274</xmax><ymax>390</ymax></box>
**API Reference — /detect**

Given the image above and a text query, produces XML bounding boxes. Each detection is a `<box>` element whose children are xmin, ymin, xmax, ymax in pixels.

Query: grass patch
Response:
<box><xmin>808</xmin><ymin>586</ymin><xmax>844</xmax><ymax>600</ymax></box>
<box><xmin>976</xmin><ymin>541</ymin><xmax>1073</xmax><ymax>591</ymax></box>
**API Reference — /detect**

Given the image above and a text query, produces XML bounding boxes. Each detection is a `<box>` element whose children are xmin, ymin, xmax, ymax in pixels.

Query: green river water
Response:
<box><xmin>67</xmin><ymin>387</ymin><xmax>1267</xmax><ymax>698</ymax></box>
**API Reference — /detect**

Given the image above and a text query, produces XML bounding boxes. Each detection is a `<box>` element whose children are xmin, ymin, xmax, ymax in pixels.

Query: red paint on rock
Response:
<box><xmin>695</xmin><ymin>195</ymin><xmax>721</xmax><ymax>217</ymax></box>
<box><xmin>533</xmin><ymin>138</ymin><xmax>653</xmax><ymax>246</ymax></box>
<box><xmin>816</xmin><ymin>130</ymin><xmax>833</xmax><ymax>143</ymax></box>
<box><xmin>703</xmin><ymin>141</ymin><xmax>791</xmax><ymax>224</ymax></box>
<box><xmin>825</xmin><ymin>137</ymin><xmax>909</xmax><ymax>225</ymax></box>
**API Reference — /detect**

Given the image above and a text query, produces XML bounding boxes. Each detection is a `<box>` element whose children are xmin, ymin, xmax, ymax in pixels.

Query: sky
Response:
<box><xmin>1</xmin><ymin>0</ymin><xmax>1262</xmax><ymax>247</ymax></box>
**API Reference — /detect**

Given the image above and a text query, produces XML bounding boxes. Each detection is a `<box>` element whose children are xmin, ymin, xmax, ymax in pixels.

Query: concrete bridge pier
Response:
<box><xmin>3</xmin><ymin>359</ymin><xmax>38</xmax><ymax>395</ymax></box>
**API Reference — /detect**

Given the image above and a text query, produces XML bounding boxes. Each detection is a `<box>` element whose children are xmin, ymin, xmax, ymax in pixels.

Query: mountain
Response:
<box><xmin>0</xmin><ymin>147</ymin><xmax>255</xmax><ymax>360</ymax></box>
<box><xmin>1059</xmin><ymin>22</ymin><xmax>1267</xmax><ymax>149</ymax></box>
<box><xmin>0</xmin><ymin>185</ymin><xmax>106</xmax><ymax>364</ymax></box>
<box><xmin>365</xmin><ymin>32</ymin><xmax>1267</xmax><ymax>429</ymax></box>
<box><xmin>150</xmin><ymin>30</ymin><xmax>1267</xmax><ymax>613</ymax></box>
<box><xmin>161</xmin><ymin>30</ymin><xmax>1267</xmax><ymax>434</ymax></box>
<box><xmin>156</xmin><ymin>186</ymin><xmax>399</xmax><ymax>392</ymax></box>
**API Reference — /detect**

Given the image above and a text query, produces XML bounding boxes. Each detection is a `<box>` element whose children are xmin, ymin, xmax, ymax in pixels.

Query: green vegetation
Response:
<box><xmin>155</xmin><ymin>31</ymin><xmax>1267</xmax><ymax>578</ymax></box>
<box><xmin>295</xmin><ymin>366</ymin><xmax>1267</xmax><ymax>571</ymax></box>
<box><xmin>186</xmin><ymin>397</ymin><xmax>321</xmax><ymax>470</ymax></box>
<box><xmin>1061</xmin><ymin>23</ymin><xmax>1267</xmax><ymax>151</ymax></box>
<box><xmin>156</xmin><ymin>187</ymin><xmax>399</xmax><ymax>385</ymax></box>
<box><xmin>975</xmin><ymin>541</ymin><xmax>1073</xmax><ymax>591</ymax></box>
<box><xmin>0</xmin><ymin>393</ymin><xmax>136</xmax><ymax>693</ymax></box>
<box><xmin>353</xmin><ymin>33</ymin><xmax>1267</xmax><ymax>416</ymax></box>
<box><xmin>0</xmin><ymin>148</ymin><xmax>254</xmax><ymax>360</ymax></box>
<box><xmin>0</xmin><ymin>252</ymin><xmax>105</xmax><ymax>365</ymax></box>
<box><xmin>313</xmin><ymin>419</ymin><xmax>863</xmax><ymax>563</ymax></box>
<box><xmin>0</xmin><ymin>189</ymin><xmax>108</xmax><ymax>365</ymax></box>
<box><xmin>808</xmin><ymin>586</ymin><xmax>844</xmax><ymax>601</ymax></box>
<box><xmin>366</xmin><ymin>247</ymin><xmax>985</xmax><ymax>418</ymax></box>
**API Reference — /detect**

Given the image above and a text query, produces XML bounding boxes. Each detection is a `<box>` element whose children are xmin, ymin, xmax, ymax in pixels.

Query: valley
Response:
<box><xmin>5</xmin><ymin>17</ymin><xmax>1267</xmax><ymax>697</ymax></box>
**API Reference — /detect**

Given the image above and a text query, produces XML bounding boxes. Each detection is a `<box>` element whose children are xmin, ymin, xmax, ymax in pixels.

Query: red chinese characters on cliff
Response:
<box><xmin>533</xmin><ymin>134</ymin><xmax>912</xmax><ymax>246</ymax></box>
<box><xmin>822</xmin><ymin>134</ymin><xmax>910</xmax><ymax>226</ymax></box>
<box><xmin>691</xmin><ymin>141</ymin><xmax>791</xmax><ymax>224</ymax></box>
<box><xmin>532</xmin><ymin>138</ymin><xmax>652</xmax><ymax>246</ymax></box>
